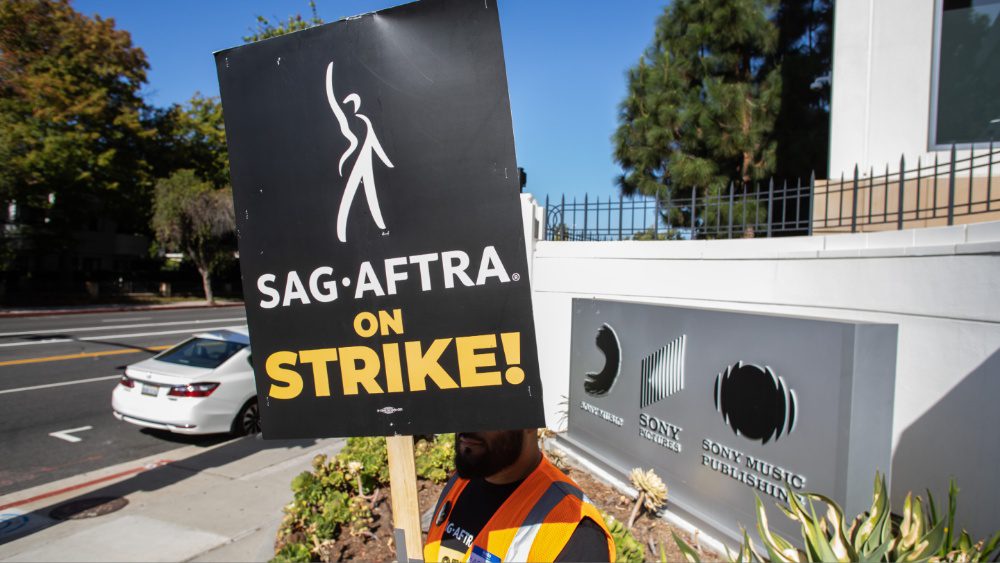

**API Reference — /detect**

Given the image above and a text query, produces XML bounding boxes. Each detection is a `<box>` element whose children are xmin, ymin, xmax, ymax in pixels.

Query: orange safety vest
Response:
<box><xmin>424</xmin><ymin>456</ymin><xmax>616</xmax><ymax>562</ymax></box>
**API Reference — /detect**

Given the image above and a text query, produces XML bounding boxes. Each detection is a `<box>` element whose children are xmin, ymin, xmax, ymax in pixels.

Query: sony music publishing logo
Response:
<box><xmin>714</xmin><ymin>362</ymin><xmax>797</xmax><ymax>444</ymax></box>
<box><xmin>584</xmin><ymin>324</ymin><xmax>621</xmax><ymax>397</ymax></box>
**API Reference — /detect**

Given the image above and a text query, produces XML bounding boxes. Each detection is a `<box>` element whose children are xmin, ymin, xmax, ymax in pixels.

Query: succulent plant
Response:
<box><xmin>671</xmin><ymin>472</ymin><xmax>1000</xmax><ymax>563</ymax></box>
<box><xmin>603</xmin><ymin>511</ymin><xmax>646</xmax><ymax>563</ymax></box>
<box><xmin>627</xmin><ymin>467</ymin><xmax>668</xmax><ymax>528</ymax></box>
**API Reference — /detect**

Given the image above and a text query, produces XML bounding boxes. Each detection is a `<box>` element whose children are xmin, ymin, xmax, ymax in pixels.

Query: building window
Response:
<box><xmin>931</xmin><ymin>0</ymin><xmax>1000</xmax><ymax>147</ymax></box>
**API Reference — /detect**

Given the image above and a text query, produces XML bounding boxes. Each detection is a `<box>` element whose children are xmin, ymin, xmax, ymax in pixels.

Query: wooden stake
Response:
<box><xmin>386</xmin><ymin>435</ymin><xmax>423</xmax><ymax>562</ymax></box>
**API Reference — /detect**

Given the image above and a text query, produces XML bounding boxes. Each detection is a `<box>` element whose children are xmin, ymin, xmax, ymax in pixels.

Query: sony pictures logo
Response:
<box><xmin>714</xmin><ymin>362</ymin><xmax>798</xmax><ymax>445</ymax></box>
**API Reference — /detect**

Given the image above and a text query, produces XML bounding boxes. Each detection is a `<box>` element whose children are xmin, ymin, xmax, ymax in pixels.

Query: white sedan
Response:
<box><xmin>112</xmin><ymin>328</ymin><xmax>260</xmax><ymax>435</ymax></box>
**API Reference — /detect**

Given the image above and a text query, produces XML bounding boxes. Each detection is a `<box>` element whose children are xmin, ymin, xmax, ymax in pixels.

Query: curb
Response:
<box><xmin>0</xmin><ymin>302</ymin><xmax>245</xmax><ymax>319</ymax></box>
<box><xmin>0</xmin><ymin>441</ymin><xmax>220</xmax><ymax>511</ymax></box>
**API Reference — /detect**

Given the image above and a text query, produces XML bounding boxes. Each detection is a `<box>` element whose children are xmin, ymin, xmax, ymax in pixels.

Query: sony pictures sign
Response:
<box><xmin>565</xmin><ymin>299</ymin><xmax>898</xmax><ymax>543</ymax></box>
<box><xmin>215</xmin><ymin>0</ymin><xmax>544</xmax><ymax>438</ymax></box>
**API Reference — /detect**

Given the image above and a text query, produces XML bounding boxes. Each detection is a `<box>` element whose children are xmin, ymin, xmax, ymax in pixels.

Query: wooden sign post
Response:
<box><xmin>387</xmin><ymin>435</ymin><xmax>424</xmax><ymax>562</ymax></box>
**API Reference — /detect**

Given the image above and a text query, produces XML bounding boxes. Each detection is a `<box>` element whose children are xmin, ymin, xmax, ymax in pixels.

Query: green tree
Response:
<box><xmin>613</xmin><ymin>0</ymin><xmax>781</xmax><ymax>235</ymax></box>
<box><xmin>0</xmin><ymin>0</ymin><xmax>152</xmax><ymax>269</ymax></box>
<box><xmin>243</xmin><ymin>0</ymin><xmax>323</xmax><ymax>43</ymax></box>
<box><xmin>148</xmin><ymin>94</ymin><xmax>229</xmax><ymax>189</ymax></box>
<box><xmin>151</xmin><ymin>170</ymin><xmax>235</xmax><ymax>304</ymax></box>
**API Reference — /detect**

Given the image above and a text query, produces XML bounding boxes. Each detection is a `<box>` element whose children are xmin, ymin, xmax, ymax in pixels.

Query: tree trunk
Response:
<box><xmin>199</xmin><ymin>266</ymin><xmax>214</xmax><ymax>305</ymax></box>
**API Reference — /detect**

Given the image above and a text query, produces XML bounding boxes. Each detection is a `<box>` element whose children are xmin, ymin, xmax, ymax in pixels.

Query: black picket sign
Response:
<box><xmin>215</xmin><ymin>0</ymin><xmax>544</xmax><ymax>439</ymax></box>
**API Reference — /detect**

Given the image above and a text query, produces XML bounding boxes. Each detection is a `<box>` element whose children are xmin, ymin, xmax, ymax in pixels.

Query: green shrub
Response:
<box><xmin>275</xmin><ymin>435</ymin><xmax>460</xmax><ymax>562</ymax></box>
<box><xmin>415</xmin><ymin>434</ymin><xmax>455</xmax><ymax>483</ymax></box>
<box><xmin>337</xmin><ymin>436</ymin><xmax>388</xmax><ymax>492</ymax></box>
<box><xmin>603</xmin><ymin>511</ymin><xmax>645</xmax><ymax>563</ymax></box>
<box><xmin>672</xmin><ymin>472</ymin><xmax>1000</xmax><ymax>562</ymax></box>
<box><xmin>272</xmin><ymin>541</ymin><xmax>312</xmax><ymax>563</ymax></box>
<box><xmin>274</xmin><ymin>454</ymin><xmax>356</xmax><ymax>561</ymax></box>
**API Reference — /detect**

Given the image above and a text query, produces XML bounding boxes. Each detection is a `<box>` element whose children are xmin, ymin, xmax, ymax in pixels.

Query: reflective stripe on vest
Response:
<box><xmin>423</xmin><ymin>456</ymin><xmax>615</xmax><ymax>562</ymax></box>
<box><xmin>505</xmin><ymin>480</ymin><xmax>583</xmax><ymax>561</ymax></box>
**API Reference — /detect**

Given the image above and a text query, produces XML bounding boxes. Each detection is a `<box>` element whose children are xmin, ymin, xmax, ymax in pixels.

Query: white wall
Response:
<box><xmin>828</xmin><ymin>0</ymin><xmax>995</xmax><ymax>178</ymax></box>
<box><xmin>522</xmin><ymin>195</ymin><xmax>1000</xmax><ymax>539</ymax></box>
<box><xmin>830</xmin><ymin>0</ymin><xmax>933</xmax><ymax>177</ymax></box>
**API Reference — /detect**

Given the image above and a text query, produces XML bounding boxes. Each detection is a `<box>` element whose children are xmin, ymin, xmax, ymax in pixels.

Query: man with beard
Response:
<box><xmin>424</xmin><ymin>429</ymin><xmax>614</xmax><ymax>562</ymax></box>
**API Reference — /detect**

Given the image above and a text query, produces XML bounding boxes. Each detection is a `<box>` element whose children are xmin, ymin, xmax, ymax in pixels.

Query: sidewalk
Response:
<box><xmin>0</xmin><ymin>436</ymin><xmax>344</xmax><ymax>562</ymax></box>
<box><xmin>0</xmin><ymin>299</ymin><xmax>245</xmax><ymax>318</ymax></box>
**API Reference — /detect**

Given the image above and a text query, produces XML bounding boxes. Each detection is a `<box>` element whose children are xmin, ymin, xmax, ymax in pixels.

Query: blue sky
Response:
<box><xmin>74</xmin><ymin>0</ymin><xmax>668</xmax><ymax>203</ymax></box>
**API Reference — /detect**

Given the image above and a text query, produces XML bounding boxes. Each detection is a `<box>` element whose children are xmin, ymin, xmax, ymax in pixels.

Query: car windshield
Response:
<box><xmin>156</xmin><ymin>337</ymin><xmax>247</xmax><ymax>369</ymax></box>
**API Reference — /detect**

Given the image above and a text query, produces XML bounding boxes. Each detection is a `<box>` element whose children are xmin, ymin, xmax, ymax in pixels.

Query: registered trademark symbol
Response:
<box><xmin>512</xmin><ymin>273</ymin><xmax>521</xmax><ymax>281</ymax></box>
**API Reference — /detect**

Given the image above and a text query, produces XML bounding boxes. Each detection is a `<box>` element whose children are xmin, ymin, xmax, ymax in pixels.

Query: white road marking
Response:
<box><xmin>101</xmin><ymin>316</ymin><xmax>152</xmax><ymax>322</ymax></box>
<box><xmin>0</xmin><ymin>375</ymin><xmax>119</xmax><ymax>396</ymax></box>
<box><xmin>0</xmin><ymin>317</ymin><xmax>246</xmax><ymax>338</ymax></box>
<box><xmin>0</xmin><ymin>325</ymin><xmax>246</xmax><ymax>349</ymax></box>
<box><xmin>49</xmin><ymin>426</ymin><xmax>93</xmax><ymax>443</ymax></box>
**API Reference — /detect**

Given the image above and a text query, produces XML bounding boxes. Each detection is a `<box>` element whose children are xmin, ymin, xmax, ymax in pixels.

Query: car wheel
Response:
<box><xmin>232</xmin><ymin>398</ymin><xmax>261</xmax><ymax>436</ymax></box>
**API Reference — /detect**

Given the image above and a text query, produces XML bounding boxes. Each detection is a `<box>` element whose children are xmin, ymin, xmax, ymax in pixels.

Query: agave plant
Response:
<box><xmin>672</xmin><ymin>473</ymin><xmax>1000</xmax><ymax>563</ymax></box>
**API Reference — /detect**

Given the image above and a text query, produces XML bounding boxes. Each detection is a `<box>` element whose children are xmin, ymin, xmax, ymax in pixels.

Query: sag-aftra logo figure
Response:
<box><xmin>325</xmin><ymin>61</ymin><xmax>394</xmax><ymax>243</ymax></box>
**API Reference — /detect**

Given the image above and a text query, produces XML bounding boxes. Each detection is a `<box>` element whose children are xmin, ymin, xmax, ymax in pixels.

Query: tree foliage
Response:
<box><xmin>614</xmin><ymin>0</ymin><xmax>782</xmax><ymax>214</ymax></box>
<box><xmin>0</xmin><ymin>0</ymin><xmax>152</xmax><ymax>267</ymax></box>
<box><xmin>149</xmin><ymin>94</ymin><xmax>230</xmax><ymax>190</ymax></box>
<box><xmin>151</xmin><ymin>170</ymin><xmax>235</xmax><ymax>304</ymax></box>
<box><xmin>243</xmin><ymin>0</ymin><xmax>323</xmax><ymax>44</ymax></box>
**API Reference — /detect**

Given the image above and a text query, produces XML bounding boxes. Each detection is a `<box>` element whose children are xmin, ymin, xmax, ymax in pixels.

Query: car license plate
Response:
<box><xmin>141</xmin><ymin>384</ymin><xmax>159</xmax><ymax>397</ymax></box>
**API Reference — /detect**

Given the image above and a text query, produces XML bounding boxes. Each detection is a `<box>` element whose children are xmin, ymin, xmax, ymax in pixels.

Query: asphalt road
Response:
<box><xmin>0</xmin><ymin>306</ymin><xmax>249</xmax><ymax>497</ymax></box>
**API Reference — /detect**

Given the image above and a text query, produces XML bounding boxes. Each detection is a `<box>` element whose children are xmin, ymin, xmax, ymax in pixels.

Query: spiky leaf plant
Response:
<box><xmin>672</xmin><ymin>472</ymin><xmax>1000</xmax><ymax>563</ymax></box>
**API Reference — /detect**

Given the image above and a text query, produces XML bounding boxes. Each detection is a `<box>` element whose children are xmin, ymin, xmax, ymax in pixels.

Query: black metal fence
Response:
<box><xmin>544</xmin><ymin>144</ymin><xmax>1000</xmax><ymax>241</ymax></box>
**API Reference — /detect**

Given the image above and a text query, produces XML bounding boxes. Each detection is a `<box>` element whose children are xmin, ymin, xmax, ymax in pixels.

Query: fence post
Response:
<box><xmin>727</xmin><ymin>182</ymin><xmax>735</xmax><ymax>239</ymax></box>
<box><xmin>560</xmin><ymin>194</ymin><xmax>566</xmax><ymax>240</ymax></box>
<box><xmin>571</xmin><ymin>196</ymin><xmax>576</xmax><ymax>240</ymax></box>
<box><xmin>653</xmin><ymin>194</ymin><xmax>660</xmax><ymax>238</ymax></box>
<box><xmin>595</xmin><ymin>196</ymin><xmax>600</xmax><ymax>239</ymax></box>
<box><xmin>947</xmin><ymin>144</ymin><xmax>956</xmax><ymax>226</ymax></box>
<box><xmin>691</xmin><ymin>187</ymin><xmax>698</xmax><ymax>239</ymax></box>
<box><xmin>786</xmin><ymin>179</ymin><xmax>793</xmax><ymax>231</ymax></box>
<box><xmin>583</xmin><ymin>194</ymin><xmax>589</xmax><ymax>240</ymax></box>
<box><xmin>882</xmin><ymin>164</ymin><xmax>890</xmax><ymax>223</ymax></box>
<box><xmin>608</xmin><ymin>196</ymin><xmax>612</xmax><ymax>240</ymax></box>
<box><xmin>766</xmin><ymin>178</ymin><xmax>774</xmax><ymax>238</ymax></box>
<box><xmin>808</xmin><ymin>171</ymin><xmax>815</xmax><ymax>236</ymax></box>
<box><xmin>897</xmin><ymin>155</ymin><xmax>905</xmax><ymax>230</ymax></box>
<box><xmin>866</xmin><ymin>167</ymin><xmax>873</xmax><ymax>226</ymax></box>
<box><xmin>915</xmin><ymin>157</ymin><xmax>922</xmax><ymax>219</ymax></box>
<box><xmin>742</xmin><ymin>183</ymin><xmax>748</xmax><ymax>231</ymax></box>
<box><xmin>851</xmin><ymin>165</ymin><xmax>859</xmax><ymax>233</ymax></box>
<box><xmin>988</xmin><ymin>140</ymin><xmax>994</xmax><ymax>211</ymax></box>
<box><xmin>933</xmin><ymin>153</ymin><xmax>940</xmax><ymax>218</ymax></box>
<box><xmin>618</xmin><ymin>194</ymin><xmax>623</xmax><ymax>240</ymax></box>
<box><xmin>544</xmin><ymin>194</ymin><xmax>549</xmax><ymax>240</ymax></box>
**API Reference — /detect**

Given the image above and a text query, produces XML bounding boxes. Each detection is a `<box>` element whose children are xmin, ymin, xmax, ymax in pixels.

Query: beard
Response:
<box><xmin>454</xmin><ymin>430</ymin><xmax>524</xmax><ymax>479</ymax></box>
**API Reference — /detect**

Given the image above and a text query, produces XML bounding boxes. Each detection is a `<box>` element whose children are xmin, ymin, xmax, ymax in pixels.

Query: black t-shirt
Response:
<box><xmin>436</xmin><ymin>476</ymin><xmax>611</xmax><ymax>562</ymax></box>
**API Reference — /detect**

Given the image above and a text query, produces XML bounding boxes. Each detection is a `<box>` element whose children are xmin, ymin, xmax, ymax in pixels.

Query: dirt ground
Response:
<box><xmin>316</xmin><ymin>457</ymin><xmax>722</xmax><ymax>562</ymax></box>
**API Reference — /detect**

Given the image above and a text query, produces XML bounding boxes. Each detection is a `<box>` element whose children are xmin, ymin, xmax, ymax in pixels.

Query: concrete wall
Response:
<box><xmin>828</xmin><ymin>0</ymin><xmax>995</xmax><ymax>178</ymax></box>
<box><xmin>522</xmin><ymin>196</ymin><xmax>1000</xmax><ymax>539</ymax></box>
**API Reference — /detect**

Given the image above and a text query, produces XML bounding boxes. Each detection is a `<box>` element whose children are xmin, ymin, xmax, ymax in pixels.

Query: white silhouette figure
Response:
<box><xmin>325</xmin><ymin>61</ymin><xmax>394</xmax><ymax>243</ymax></box>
